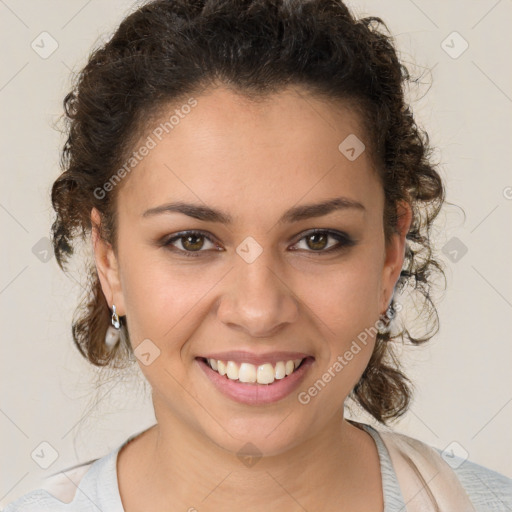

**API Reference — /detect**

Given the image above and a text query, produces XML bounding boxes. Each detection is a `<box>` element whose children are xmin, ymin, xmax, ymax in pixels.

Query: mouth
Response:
<box><xmin>195</xmin><ymin>356</ymin><xmax>315</xmax><ymax>405</ymax></box>
<box><xmin>198</xmin><ymin>356</ymin><xmax>310</xmax><ymax>384</ymax></box>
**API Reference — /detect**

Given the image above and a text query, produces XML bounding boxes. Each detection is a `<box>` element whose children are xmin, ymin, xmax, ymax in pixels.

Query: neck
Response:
<box><xmin>118</xmin><ymin>407</ymin><xmax>383</xmax><ymax>512</ymax></box>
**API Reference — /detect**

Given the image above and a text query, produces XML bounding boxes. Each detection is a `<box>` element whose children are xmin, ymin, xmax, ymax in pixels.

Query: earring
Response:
<box><xmin>111</xmin><ymin>304</ymin><xmax>121</xmax><ymax>329</ymax></box>
<box><xmin>376</xmin><ymin>303</ymin><xmax>394</xmax><ymax>335</ymax></box>
<box><xmin>105</xmin><ymin>304</ymin><xmax>121</xmax><ymax>349</ymax></box>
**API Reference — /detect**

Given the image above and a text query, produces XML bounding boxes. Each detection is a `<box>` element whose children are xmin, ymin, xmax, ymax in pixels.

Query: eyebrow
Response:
<box><xmin>142</xmin><ymin>196</ymin><xmax>366</xmax><ymax>224</ymax></box>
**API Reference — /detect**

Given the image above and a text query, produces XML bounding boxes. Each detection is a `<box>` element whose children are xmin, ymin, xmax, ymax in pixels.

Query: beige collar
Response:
<box><xmin>378</xmin><ymin>428</ymin><xmax>476</xmax><ymax>511</ymax></box>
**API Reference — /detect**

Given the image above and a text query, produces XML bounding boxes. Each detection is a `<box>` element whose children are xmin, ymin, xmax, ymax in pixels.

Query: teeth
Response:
<box><xmin>206</xmin><ymin>358</ymin><xmax>304</xmax><ymax>384</ymax></box>
<box><xmin>275</xmin><ymin>361</ymin><xmax>286</xmax><ymax>379</ymax></box>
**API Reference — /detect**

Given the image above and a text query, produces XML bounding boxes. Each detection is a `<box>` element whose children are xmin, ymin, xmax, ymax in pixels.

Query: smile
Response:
<box><xmin>195</xmin><ymin>356</ymin><xmax>315</xmax><ymax>405</ymax></box>
<box><xmin>204</xmin><ymin>357</ymin><xmax>304</xmax><ymax>384</ymax></box>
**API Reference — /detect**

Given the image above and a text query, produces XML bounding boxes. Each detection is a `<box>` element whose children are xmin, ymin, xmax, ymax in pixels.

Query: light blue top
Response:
<box><xmin>3</xmin><ymin>423</ymin><xmax>512</xmax><ymax>511</ymax></box>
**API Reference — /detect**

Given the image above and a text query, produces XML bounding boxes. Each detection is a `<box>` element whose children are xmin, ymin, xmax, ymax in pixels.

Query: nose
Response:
<box><xmin>216</xmin><ymin>253</ymin><xmax>299</xmax><ymax>338</ymax></box>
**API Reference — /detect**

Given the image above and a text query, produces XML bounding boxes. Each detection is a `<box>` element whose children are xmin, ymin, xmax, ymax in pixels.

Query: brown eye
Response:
<box><xmin>181</xmin><ymin>233</ymin><xmax>205</xmax><ymax>251</ymax></box>
<box><xmin>291</xmin><ymin>229</ymin><xmax>355</xmax><ymax>254</ymax></box>
<box><xmin>163</xmin><ymin>230</ymin><xmax>218</xmax><ymax>257</ymax></box>
<box><xmin>305</xmin><ymin>232</ymin><xmax>329</xmax><ymax>251</ymax></box>
<box><xmin>162</xmin><ymin>229</ymin><xmax>355</xmax><ymax>258</ymax></box>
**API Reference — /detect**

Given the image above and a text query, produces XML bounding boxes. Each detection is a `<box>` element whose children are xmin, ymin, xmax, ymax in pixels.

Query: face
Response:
<box><xmin>92</xmin><ymin>85</ymin><xmax>411</xmax><ymax>456</ymax></box>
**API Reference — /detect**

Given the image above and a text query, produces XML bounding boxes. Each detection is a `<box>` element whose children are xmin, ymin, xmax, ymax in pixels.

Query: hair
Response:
<box><xmin>51</xmin><ymin>0</ymin><xmax>447</xmax><ymax>425</ymax></box>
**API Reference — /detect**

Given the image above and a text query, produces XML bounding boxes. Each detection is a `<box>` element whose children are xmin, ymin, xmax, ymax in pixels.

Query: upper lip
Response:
<box><xmin>198</xmin><ymin>351</ymin><xmax>313</xmax><ymax>366</ymax></box>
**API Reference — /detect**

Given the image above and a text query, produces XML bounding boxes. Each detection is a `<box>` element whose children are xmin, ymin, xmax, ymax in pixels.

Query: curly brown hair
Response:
<box><xmin>51</xmin><ymin>0</ymin><xmax>446</xmax><ymax>425</ymax></box>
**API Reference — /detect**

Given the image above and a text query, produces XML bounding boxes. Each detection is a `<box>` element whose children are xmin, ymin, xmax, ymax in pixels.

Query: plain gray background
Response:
<box><xmin>1</xmin><ymin>0</ymin><xmax>511</xmax><ymax>505</ymax></box>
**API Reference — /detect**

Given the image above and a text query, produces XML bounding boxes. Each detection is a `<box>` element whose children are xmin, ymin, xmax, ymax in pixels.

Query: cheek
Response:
<box><xmin>291</xmin><ymin>262</ymin><xmax>381</xmax><ymax>416</ymax></box>
<box><xmin>297</xmin><ymin>254</ymin><xmax>382</xmax><ymax>376</ymax></box>
<box><xmin>119</xmin><ymin>244</ymin><xmax>221</xmax><ymax>345</ymax></box>
<box><xmin>303</xmin><ymin>254</ymin><xmax>382</xmax><ymax>330</ymax></box>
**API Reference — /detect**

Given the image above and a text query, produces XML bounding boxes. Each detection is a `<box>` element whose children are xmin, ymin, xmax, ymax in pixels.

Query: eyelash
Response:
<box><xmin>161</xmin><ymin>229</ymin><xmax>356</xmax><ymax>258</ymax></box>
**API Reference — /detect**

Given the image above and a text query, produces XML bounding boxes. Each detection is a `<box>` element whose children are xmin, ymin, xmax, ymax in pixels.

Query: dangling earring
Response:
<box><xmin>105</xmin><ymin>304</ymin><xmax>121</xmax><ymax>349</ymax></box>
<box><xmin>377</xmin><ymin>303</ymin><xmax>394</xmax><ymax>335</ymax></box>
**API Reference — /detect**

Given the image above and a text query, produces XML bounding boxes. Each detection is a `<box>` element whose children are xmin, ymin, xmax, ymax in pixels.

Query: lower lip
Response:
<box><xmin>195</xmin><ymin>357</ymin><xmax>314</xmax><ymax>405</ymax></box>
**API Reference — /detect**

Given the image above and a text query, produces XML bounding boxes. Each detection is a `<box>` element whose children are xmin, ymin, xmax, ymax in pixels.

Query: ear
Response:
<box><xmin>380</xmin><ymin>200</ymin><xmax>412</xmax><ymax>313</ymax></box>
<box><xmin>91</xmin><ymin>207</ymin><xmax>125</xmax><ymax>316</ymax></box>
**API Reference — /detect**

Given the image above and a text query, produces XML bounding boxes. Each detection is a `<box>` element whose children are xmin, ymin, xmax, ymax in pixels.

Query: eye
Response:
<box><xmin>162</xmin><ymin>228</ymin><xmax>355</xmax><ymax>258</ymax></box>
<box><xmin>163</xmin><ymin>230</ymin><xmax>220</xmax><ymax>257</ymax></box>
<box><xmin>290</xmin><ymin>229</ymin><xmax>355</xmax><ymax>254</ymax></box>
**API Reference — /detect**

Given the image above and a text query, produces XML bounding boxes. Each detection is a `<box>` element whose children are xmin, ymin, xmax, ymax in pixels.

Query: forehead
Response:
<box><xmin>117</xmin><ymin>86</ymin><xmax>381</xmax><ymax>223</ymax></box>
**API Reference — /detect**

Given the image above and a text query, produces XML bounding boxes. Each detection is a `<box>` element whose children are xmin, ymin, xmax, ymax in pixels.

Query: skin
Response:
<box><xmin>92</xmin><ymin>85</ymin><xmax>412</xmax><ymax>511</ymax></box>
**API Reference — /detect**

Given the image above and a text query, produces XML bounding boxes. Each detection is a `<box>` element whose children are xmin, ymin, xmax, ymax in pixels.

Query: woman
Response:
<box><xmin>4</xmin><ymin>0</ymin><xmax>511</xmax><ymax>511</ymax></box>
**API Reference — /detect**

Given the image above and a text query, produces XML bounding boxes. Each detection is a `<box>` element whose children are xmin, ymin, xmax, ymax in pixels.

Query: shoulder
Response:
<box><xmin>2</xmin><ymin>428</ymin><xmax>151</xmax><ymax>511</ymax></box>
<box><xmin>1</xmin><ymin>454</ymin><xmax>116</xmax><ymax>512</ymax></box>
<box><xmin>375</xmin><ymin>425</ymin><xmax>512</xmax><ymax>512</ymax></box>
<box><xmin>431</xmin><ymin>446</ymin><xmax>512</xmax><ymax>512</ymax></box>
<box><xmin>2</xmin><ymin>461</ymin><xmax>97</xmax><ymax>511</ymax></box>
